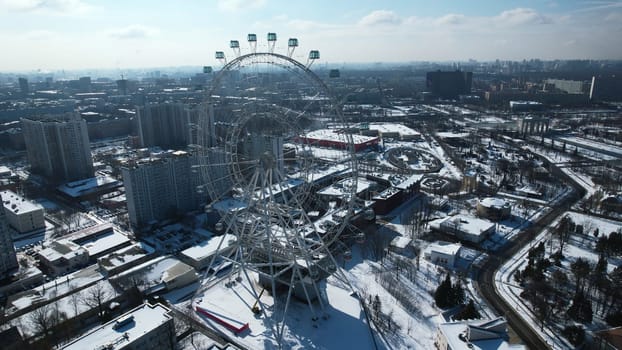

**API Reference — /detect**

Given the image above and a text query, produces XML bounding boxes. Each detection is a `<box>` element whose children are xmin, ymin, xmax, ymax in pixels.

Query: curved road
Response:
<box><xmin>475</xmin><ymin>153</ymin><xmax>586</xmax><ymax>349</ymax></box>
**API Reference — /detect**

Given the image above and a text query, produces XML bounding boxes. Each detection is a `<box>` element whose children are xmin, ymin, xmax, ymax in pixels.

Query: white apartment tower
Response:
<box><xmin>122</xmin><ymin>151</ymin><xmax>201</xmax><ymax>228</ymax></box>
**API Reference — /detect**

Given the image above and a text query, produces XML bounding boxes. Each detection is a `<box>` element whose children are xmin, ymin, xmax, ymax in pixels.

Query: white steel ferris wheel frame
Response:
<box><xmin>194</xmin><ymin>50</ymin><xmax>361</xmax><ymax>347</ymax></box>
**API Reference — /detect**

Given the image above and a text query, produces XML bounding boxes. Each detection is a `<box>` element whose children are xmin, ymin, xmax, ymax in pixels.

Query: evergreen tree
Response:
<box><xmin>454</xmin><ymin>299</ymin><xmax>481</xmax><ymax>320</ymax></box>
<box><xmin>434</xmin><ymin>274</ymin><xmax>453</xmax><ymax>308</ymax></box>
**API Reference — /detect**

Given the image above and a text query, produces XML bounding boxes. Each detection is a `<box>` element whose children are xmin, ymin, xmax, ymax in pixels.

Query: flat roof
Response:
<box><xmin>181</xmin><ymin>234</ymin><xmax>236</xmax><ymax>261</ymax></box>
<box><xmin>317</xmin><ymin>176</ymin><xmax>373</xmax><ymax>197</ymax></box>
<box><xmin>79</xmin><ymin>230</ymin><xmax>131</xmax><ymax>256</ymax></box>
<box><xmin>427</xmin><ymin>241</ymin><xmax>462</xmax><ymax>256</ymax></box>
<box><xmin>441</xmin><ymin>214</ymin><xmax>495</xmax><ymax>236</ymax></box>
<box><xmin>367</xmin><ymin>123</ymin><xmax>420</xmax><ymax>136</ymax></box>
<box><xmin>439</xmin><ymin>318</ymin><xmax>525</xmax><ymax>350</ymax></box>
<box><xmin>57</xmin><ymin>175</ymin><xmax>122</xmax><ymax>198</ymax></box>
<box><xmin>1</xmin><ymin>190</ymin><xmax>43</xmax><ymax>214</ymax></box>
<box><xmin>62</xmin><ymin>303</ymin><xmax>172</xmax><ymax>350</ymax></box>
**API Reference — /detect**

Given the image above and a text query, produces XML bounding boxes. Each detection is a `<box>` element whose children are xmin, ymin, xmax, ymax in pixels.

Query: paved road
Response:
<box><xmin>475</xmin><ymin>151</ymin><xmax>586</xmax><ymax>350</ymax></box>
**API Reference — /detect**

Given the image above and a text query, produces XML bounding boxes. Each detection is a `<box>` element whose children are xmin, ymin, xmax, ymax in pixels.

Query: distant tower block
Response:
<box><xmin>267</xmin><ymin>32</ymin><xmax>277</xmax><ymax>53</ymax></box>
<box><xmin>203</xmin><ymin>66</ymin><xmax>213</xmax><ymax>74</ymax></box>
<box><xmin>116</xmin><ymin>78</ymin><xmax>128</xmax><ymax>95</ymax></box>
<box><xmin>215</xmin><ymin>51</ymin><xmax>226</xmax><ymax>65</ymax></box>
<box><xmin>329</xmin><ymin>69</ymin><xmax>340</xmax><ymax>78</ymax></box>
<box><xmin>247</xmin><ymin>33</ymin><xmax>257</xmax><ymax>53</ymax></box>
<box><xmin>463</xmin><ymin>169</ymin><xmax>478</xmax><ymax>193</ymax></box>
<box><xmin>307</xmin><ymin>50</ymin><xmax>320</xmax><ymax>68</ymax></box>
<box><xmin>287</xmin><ymin>38</ymin><xmax>298</xmax><ymax>57</ymax></box>
<box><xmin>230</xmin><ymin>40</ymin><xmax>240</xmax><ymax>57</ymax></box>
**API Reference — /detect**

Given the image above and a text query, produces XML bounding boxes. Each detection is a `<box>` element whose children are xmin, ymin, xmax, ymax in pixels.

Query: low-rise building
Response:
<box><xmin>436</xmin><ymin>214</ymin><xmax>496</xmax><ymax>244</ymax></box>
<box><xmin>180</xmin><ymin>234</ymin><xmax>236</xmax><ymax>270</ymax></box>
<box><xmin>62</xmin><ymin>303</ymin><xmax>176</xmax><ymax>350</ymax></box>
<box><xmin>1</xmin><ymin>190</ymin><xmax>45</xmax><ymax>233</ymax></box>
<box><xmin>435</xmin><ymin>317</ymin><xmax>525</xmax><ymax>350</ymax></box>
<box><xmin>37</xmin><ymin>240</ymin><xmax>89</xmax><ymax>275</ymax></box>
<box><xmin>112</xmin><ymin>256</ymin><xmax>198</xmax><ymax>293</ymax></box>
<box><xmin>477</xmin><ymin>197</ymin><xmax>511</xmax><ymax>221</ymax></box>
<box><xmin>424</xmin><ymin>241</ymin><xmax>462</xmax><ymax>267</ymax></box>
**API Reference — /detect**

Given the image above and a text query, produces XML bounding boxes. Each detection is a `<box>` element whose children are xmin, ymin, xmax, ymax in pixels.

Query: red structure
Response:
<box><xmin>195</xmin><ymin>305</ymin><xmax>250</xmax><ymax>334</ymax></box>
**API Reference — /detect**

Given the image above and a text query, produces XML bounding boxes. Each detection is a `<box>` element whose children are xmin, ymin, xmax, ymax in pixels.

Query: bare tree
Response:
<box><xmin>80</xmin><ymin>282</ymin><xmax>111</xmax><ymax>319</ymax></box>
<box><xmin>29</xmin><ymin>302</ymin><xmax>63</xmax><ymax>339</ymax></box>
<box><xmin>69</xmin><ymin>287</ymin><xmax>81</xmax><ymax>317</ymax></box>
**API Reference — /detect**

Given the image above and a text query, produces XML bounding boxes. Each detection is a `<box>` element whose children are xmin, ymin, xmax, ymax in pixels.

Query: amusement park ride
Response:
<box><xmin>190</xmin><ymin>33</ymin><xmax>372</xmax><ymax>348</ymax></box>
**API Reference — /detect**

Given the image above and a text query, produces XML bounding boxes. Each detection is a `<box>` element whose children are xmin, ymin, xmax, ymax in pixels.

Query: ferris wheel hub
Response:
<box><xmin>259</xmin><ymin>151</ymin><xmax>276</xmax><ymax>171</ymax></box>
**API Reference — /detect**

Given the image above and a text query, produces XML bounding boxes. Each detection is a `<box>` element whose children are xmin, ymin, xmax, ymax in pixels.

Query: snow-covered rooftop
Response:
<box><xmin>62</xmin><ymin>303</ymin><xmax>173</xmax><ymax>350</ymax></box>
<box><xmin>1</xmin><ymin>190</ymin><xmax>43</xmax><ymax>214</ymax></box>
<box><xmin>438</xmin><ymin>317</ymin><xmax>525</xmax><ymax>350</ymax></box>
<box><xmin>426</xmin><ymin>241</ymin><xmax>462</xmax><ymax>256</ymax></box>
<box><xmin>79</xmin><ymin>229</ymin><xmax>130</xmax><ymax>256</ymax></box>
<box><xmin>367</xmin><ymin>123</ymin><xmax>421</xmax><ymax>136</ymax></box>
<box><xmin>479</xmin><ymin>197</ymin><xmax>509</xmax><ymax>209</ymax></box>
<box><xmin>57</xmin><ymin>175</ymin><xmax>122</xmax><ymax>198</ymax></box>
<box><xmin>181</xmin><ymin>234</ymin><xmax>236</xmax><ymax>262</ymax></box>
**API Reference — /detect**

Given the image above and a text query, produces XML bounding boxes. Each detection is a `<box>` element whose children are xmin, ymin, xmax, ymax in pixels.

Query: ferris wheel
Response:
<box><xmin>192</xmin><ymin>33</ymin><xmax>366</xmax><ymax>347</ymax></box>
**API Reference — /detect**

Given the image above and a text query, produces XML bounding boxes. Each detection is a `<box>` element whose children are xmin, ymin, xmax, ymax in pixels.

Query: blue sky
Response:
<box><xmin>0</xmin><ymin>0</ymin><xmax>621</xmax><ymax>71</ymax></box>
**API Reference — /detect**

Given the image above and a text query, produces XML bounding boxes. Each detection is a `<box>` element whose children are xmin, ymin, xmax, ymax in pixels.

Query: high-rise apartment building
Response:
<box><xmin>0</xmin><ymin>192</ymin><xmax>18</xmax><ymax>280</ymax></box>
<box><xmin>426</xmin><ymin>70</ymin><xmax>473</xmax><ymax>99</ymax></box>
<box><xmin>122</xmin><ymin>150</ymin><xmax>201</xmax><ymax>228</ymax></box>
<box><xmin>136</xmin><ymin>103</ymin><xmax>214</xmax><ymax>150</ymax></box>
<box><xmin>136</xmin><ymin>103</ymin><xmax>188</xmax><ymax>149</ymax></box>
<box><xmin>18</xmin><ymin>77</ymin><xmax>29</xmax><ymax>96</ymax></box>
<box><xmin>21</xmin><ymin>113</ymin><xmax>94</xmax><ymax>183</ymax></box>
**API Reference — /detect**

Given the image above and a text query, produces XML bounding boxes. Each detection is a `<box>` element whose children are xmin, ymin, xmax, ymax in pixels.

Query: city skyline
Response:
<box><xmin>1</xmin><ymin>0</ymin><xmax>621</xmax><ymax>72</ymax></box>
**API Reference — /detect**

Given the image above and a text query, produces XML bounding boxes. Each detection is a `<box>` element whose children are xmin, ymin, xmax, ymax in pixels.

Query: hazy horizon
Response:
<box><xmin>1</xmin><ymin>0</ymin><xmax>621</xmax><ymax>71</ymax></box>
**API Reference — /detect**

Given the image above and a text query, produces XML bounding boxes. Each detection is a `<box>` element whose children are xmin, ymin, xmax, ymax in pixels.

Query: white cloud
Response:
<box><xmin>436</xmin><ymin>14</ymin><xmax>466</xmax><ymax>25</ymax></box>
<box><xmin>0</xmin><ymin>0</ymin><xmax>94</xmax><ymax>15</ymax></box>
<box><xmin>23</xmin><ymin>30</ymin><xmax>57</xmax><ymax>40</ymax></box>
<box><xmin>108</xmin><ymin>25</ymin><xmax>159</xmax><ymax>39</ymax></box>
<box><xmin>359</xmin><ymin>10</ymin><xmax>401</xmax><ymax>26</ymax></box>
<box><xmin>217</xmin><ymin>0</ymin><xmax>266</xmax><ymax>12</ymax></box>
<box><xmin>496</xmin><ymin>8</ymin><xmax>552</xmax><ymax>25</ymax></box>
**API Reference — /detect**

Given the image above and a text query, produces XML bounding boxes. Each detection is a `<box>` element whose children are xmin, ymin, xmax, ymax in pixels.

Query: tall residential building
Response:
<box><xmin>0</xmin><ymin>192</ymin><xmax>18</xmax><ymax>280</ymax></box>
<box><xmin>122</xmin><ymin>150</ymin><xmax>201</xmax><ymax>228</ymax></box>
<box><xmin>21</xmin><ymin>113</ymin><xmax>94</xmax><ymax>182</ymax></box>
<box><xmin>426</xmin><ymin>70</ymin><xmax>473</xmax><ymax>99</ymax></box>
<box><xmin>187</xmin><ymin>103</ymin><xmax>215</xmax><ymax>148</ymax></box>
<box><xmin>18</xmin><ymin>77</ymin><xmax>29</xmax><ymax>96</ymax></box>
<box><xmin>136</xmin><ymin>103</ymin><xmax>189</xmax><ymax>149</ymax></box>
